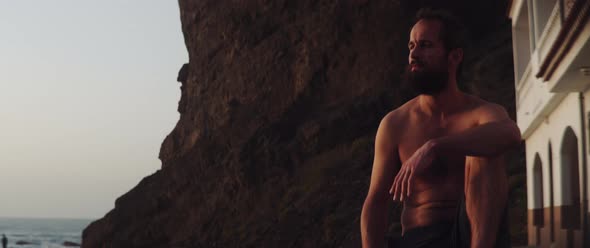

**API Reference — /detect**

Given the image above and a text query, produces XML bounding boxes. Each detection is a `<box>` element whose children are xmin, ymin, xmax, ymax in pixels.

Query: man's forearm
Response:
<box><xmin>361</xmin><ymin>200</ymin><xmax>389</xmax><ymax>248</ymax></box>
<box><xmin>432</xmin><ymin>121</ymin><xmax>521</xmax><ymax>158</ymax></box>
<box><xmin>465</xmin><ymin>156</ymin><xmax>508</xmax><ymax>248</ymax></box>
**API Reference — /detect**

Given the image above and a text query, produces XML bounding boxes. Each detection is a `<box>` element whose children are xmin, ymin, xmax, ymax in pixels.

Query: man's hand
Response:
<box><xmin>389</xmin><ymin>140</ymin><xmax>437</xmax><ymax>202</ymax></box>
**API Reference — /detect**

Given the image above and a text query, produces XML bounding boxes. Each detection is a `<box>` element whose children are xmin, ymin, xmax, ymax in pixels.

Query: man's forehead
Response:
<box><xmin>410</xmin><ymin>19</ymin><xmax>442</xmax><ymax>41</ymax></box>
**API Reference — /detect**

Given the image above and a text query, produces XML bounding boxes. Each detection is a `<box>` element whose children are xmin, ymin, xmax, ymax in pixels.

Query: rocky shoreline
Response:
<box><xmin>82</xmin><ymin>1</ymin><xmax>525</xmax><ymax>247</ymax></box>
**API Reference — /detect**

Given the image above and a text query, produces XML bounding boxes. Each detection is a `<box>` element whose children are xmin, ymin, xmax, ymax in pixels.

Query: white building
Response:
<box><xmin>509</xmin><ymin>0</ymin><xmax>590</xmax><ymax>247</ymax></box>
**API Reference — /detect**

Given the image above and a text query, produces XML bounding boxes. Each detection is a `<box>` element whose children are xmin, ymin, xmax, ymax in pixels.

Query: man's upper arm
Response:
<box><xmin>476</xmin><ymin>103</ymin><xmax>522</xmax><ymax>144</ymax></box>
<box><xmin>366</xmin><ymin>112</ymin><xmax>401</xmax><ymax>204</ymax></box>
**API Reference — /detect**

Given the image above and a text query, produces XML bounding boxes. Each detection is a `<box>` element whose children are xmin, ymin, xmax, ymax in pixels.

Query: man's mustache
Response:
<box><xmin>410</xmin><ymin>60</ymin><xmax>424</xmax><ymax>67</ymax></box>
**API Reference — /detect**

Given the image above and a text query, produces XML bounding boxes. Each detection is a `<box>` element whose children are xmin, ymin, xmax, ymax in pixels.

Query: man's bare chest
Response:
<box><xmin>398</xmin><ymin>114</ymin><xmax>474</xmax><ymax>164</ymax></box>
<box><xmin>396</xmin><ymin>117</ymin><xmax>471</xmax><ymax>189</ymax></box>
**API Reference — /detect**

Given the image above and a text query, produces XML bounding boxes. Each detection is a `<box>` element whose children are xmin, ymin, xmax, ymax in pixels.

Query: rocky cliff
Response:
<box><xmin>83</xmin><ymin>0</ymin><xmax>526</xmax><ymax>247</ymax></box>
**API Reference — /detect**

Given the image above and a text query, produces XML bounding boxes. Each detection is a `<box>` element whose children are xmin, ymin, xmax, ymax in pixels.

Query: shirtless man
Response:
<box><xmin>360</xmin><ymin>9</ymin><xmax>521</xmax><ymax>248</ymax></box>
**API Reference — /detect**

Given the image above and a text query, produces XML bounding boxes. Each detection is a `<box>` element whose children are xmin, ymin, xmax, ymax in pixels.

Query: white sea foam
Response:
<box><xmin>0</xmin><ymin>217</ymin><xmax>92</xmax><ymax>248</ymax></box>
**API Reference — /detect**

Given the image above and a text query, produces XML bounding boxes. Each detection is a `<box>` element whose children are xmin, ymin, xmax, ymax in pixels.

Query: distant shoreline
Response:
<box><xmin>0</xmin><ymin>216</ymin><xmax>95</xmax><ymax>221</ymax></box>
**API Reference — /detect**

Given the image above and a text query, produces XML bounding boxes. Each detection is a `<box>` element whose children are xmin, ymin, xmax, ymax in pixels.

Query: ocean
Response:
<box><xmin>0</xmin><ymin>217</ymin><xmax>93</xmax><ymax>248</ymax></box>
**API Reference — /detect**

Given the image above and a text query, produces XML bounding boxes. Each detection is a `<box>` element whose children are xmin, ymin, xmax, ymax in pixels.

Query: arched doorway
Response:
<box><xmin>533</xmin><ymin>153</ymin><xmax>544</xmax><ymax>245</ymax></box>
<box><xmin>560</xmin><ymin>126</ymin><xmax>581</xmax><ymax>248</ymax></box>
<box><xmin>560</xmin><ymin>126</ymin><xmax>581</xmax><ymax>229</ymax></box>
<box><xmin>548</xmin><ymin>142</ymin><xmax>555</xmax><ymax>242</ymax></box>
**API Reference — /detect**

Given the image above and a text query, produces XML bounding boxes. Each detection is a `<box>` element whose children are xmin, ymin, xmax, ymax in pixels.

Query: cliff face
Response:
<box><xmin>83</xmin><ymin>0</ymin><xmax>525</xmax><ymax>247</ymax></box>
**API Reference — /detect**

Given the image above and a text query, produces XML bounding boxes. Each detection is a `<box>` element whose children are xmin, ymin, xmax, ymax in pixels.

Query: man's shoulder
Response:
<box><xmin>379</xmin><ymin>97</ymin><xmax>418</xmax><ymax>133</ymax></box>
<box><xmin>462</xmin><ymin>94</ymin><xmax>511</xmax><ymax>124</ymax></box>
<box><xmin>463</xmin><ymin>94</ymin><xmax>506</xmax><ymax>113</ymax></box>
<box><xmin>383</xmin><ymin>98</ymin><xmax>417</xmax><ymax>123</ymax></box>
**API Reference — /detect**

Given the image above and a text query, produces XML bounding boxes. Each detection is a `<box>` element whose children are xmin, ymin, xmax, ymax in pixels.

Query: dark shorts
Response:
<box><xmin>394</xmin><ymin>221</ymin><xmax>455</xmax><ymax>248</ymax></box>
<box><xmin>389</xmin><ymin>198</ymin><xmax>511</xmax><ymax>248</ymax></box>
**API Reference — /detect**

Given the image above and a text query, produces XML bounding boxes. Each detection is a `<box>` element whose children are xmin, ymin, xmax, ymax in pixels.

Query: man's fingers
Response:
<box><xmin>393</xmin><ymin>169</ymin><xmax>404</xmax><ymax>201</ymax></box>
<box><xmin>391</xmin><ymin>171</ymin><xmax>400</xmax><ymax>194</ymax></box>
<box><xmin>407</xmin><ymin>170</ymin><xmax>414</xmax><ymax>197</ymax></box>
<box><xmin>400</xmin><ymin>168</ymin><xmax>410</xmax><ymax>201</ymax></box>
<box><xmin>389</xmin><ymin>180</ymin><xmax>395</xmax><ymax>195</ymax></box>
<box><xmin>390</xmin><ymin>183</ymin><xmax>396</xmax><ymax>201</ymax></box>
<box><xmin>390</xmin><ymin>172</ymin><xmax>398</xmax><ymax>196</ymax></box>
<box><xmin>394</xmin><ymin>170</ymin><xmax>406</xmax><ymax>201</ymax></box>
<box><xmin>392</xmin><ymin>171</ymin><xmax>399</xmax><ymax>201</ymax></box>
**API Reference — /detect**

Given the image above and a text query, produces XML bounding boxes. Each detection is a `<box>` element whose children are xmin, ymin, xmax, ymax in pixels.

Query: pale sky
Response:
<box><xmin>0</xmin><ymin>1</ymin><xmax>186</xmax><ymax>219</ymax></box>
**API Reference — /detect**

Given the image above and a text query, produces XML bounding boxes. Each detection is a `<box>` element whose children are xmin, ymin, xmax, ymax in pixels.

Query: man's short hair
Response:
<box><xmin>415</xmin><ymin>8</ymin><xmax>468</xmax><ymax>52</ymax></box>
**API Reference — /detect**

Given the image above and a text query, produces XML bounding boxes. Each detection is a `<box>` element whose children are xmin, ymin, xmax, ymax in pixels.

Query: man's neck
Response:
<box><xmin>418</xmin><ymin>82</ymin><xmax>465</xmax><ymax>117</ymax></box>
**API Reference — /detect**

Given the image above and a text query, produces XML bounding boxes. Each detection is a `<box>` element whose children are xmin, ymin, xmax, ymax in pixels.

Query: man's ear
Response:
<box><xmin>449</xmin><ymin>48</ymin><xmax>463</xmax><ymax>66</ymax></box>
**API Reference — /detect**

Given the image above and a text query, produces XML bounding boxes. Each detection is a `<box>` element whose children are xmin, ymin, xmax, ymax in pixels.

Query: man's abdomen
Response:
<box><xmin>400</xmin><ymin>179</ymin><xmax>463</xmax><ymax>233</ymax></box>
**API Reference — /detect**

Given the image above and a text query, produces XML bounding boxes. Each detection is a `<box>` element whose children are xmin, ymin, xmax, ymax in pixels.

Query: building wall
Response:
<box><xmin>526</xmin><ymin>93</ymin><xmax>581</xmax><ymax>207</ymax></box>
<box><xmin>525</xmin><ymin>92</ymin><xmax>585</xmax><ymax>247</ymax></box>
<box><xmin>583</xmin><ymin>89</ymin><xmax>590</xmax><ymax>207</ymax></box>
<box><xmin>511</xmin><ymin>0</ymin><xmax>590</xmax><ymax>246</ymax></box>
<box><xmin>512</xmin><ymin>0</ymin><xmax>562</xmax><ymax>140</ymax></box>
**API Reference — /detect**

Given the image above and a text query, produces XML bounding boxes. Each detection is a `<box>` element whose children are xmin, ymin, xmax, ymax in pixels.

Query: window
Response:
<box><xmin>514</xmin><ymin>1</ymin><xmax>532</xmax><ymax>84</ymax></box>
<box><xmin>534</xmin><ymin>0</ymin><xmax>559</xmax><ymax>41</ymax></box>
<box><xmin>528</xmin><ymin>0</ymin><xmax>536</xmax><ymax>50</ymax></box>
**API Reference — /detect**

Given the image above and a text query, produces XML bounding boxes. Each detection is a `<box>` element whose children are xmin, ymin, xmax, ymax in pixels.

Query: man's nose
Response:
<box><xmin>409</xmin><ymin>53</ymin><xmax>420</xmax><ymax>65</ymax></box>
<box><xmin>409</xmin><ymin>47</ymin><xmax>420</xmax><ymax>63</ymax></box>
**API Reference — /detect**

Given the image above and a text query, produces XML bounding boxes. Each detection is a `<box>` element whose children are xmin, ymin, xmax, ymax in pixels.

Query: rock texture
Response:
<box><xmin>83</xmin><ymin>0</ymin><xmax>526</xmax><ymax>247</ymax></box>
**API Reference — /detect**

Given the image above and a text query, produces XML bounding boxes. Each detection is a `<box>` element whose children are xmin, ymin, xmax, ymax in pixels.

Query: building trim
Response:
<box><xmin>522</xmin><ymin>92</ymin><xmax>568</xmax><ymax>139</ymax></box>
<box><xmin>536</xmin><ymin>0</ymin><xmax>590</xmax><ymax>81</ymax></box>
<box><xmin>528</xmin><ymin>206</ymin><xmax>587</xmax><ymax>246</ymax></box>
<box><xmin>510</xmin><ymin>0</ymin><xmax>526</xmax><ymax>26</ymax></box>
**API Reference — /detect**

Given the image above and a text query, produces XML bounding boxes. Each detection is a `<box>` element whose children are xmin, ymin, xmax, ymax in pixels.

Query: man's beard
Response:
<box><xmin>403</xmin><ymin>64</ymin><xmax>449</xmax><ymax>95</ymax></box>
